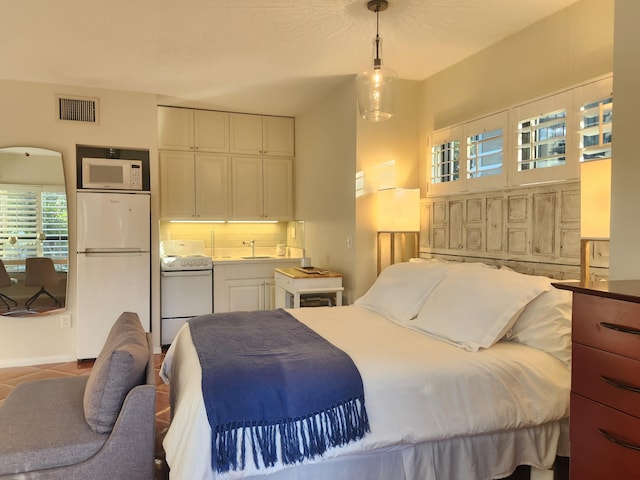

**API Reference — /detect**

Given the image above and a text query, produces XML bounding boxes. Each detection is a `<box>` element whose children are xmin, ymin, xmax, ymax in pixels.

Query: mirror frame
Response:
<box><xmin>0</xmin><ymin>146</ymin><xmax>68</xmax><ymax>316</ymax></box>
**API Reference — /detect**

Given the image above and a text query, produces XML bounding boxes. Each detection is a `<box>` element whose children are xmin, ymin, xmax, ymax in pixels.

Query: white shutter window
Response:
<box><xmin>0</xmin><ymin>186</ymin><xmax>38</xmax><ymax>264</ymax></box>
<box><xmin>579</xmin><ymin>96</ymin><xmax>612</xmax><ymax>162</ymax></box>
<box><xmin>431</xmin><ymin>140</ymin><xmax>460</xmax><ymax>184</ymax></box>
<box><xmin>41</xmin><ymin>190</ymin><xmax>69</xmax><ymax>269</ymax></box>
<box><xmin>467</xmin><ymin>127</ymin><xmax>503</xmax><ymax>179</ymax></box>
<box><xmin>517</xmin><ymin>109</ymin><xmax>567</xmax><ymax>171</ymax></box>
<box><xmin>0</xmin><ymin>185</ymin><xmax>68</xmax><ymax>271</ymax></box>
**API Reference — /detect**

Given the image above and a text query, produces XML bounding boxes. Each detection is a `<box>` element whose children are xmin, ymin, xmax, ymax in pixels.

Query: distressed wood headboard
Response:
<box><xmin>419</xmin><ymin>180</ymin><xmax>609</xmax><ymax>280</ymax></box>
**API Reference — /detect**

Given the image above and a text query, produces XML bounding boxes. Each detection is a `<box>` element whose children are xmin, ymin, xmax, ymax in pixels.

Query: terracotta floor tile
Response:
<box><xmin>3</xmin><ymin>369</ymin><xmax>73</xmax><ymax>387</ymax></box>
<box><xmin>0</xmin><ymin>383</ymin><xmax>14</xmax><ymax>401</ymax></box>
<box><xmin>0</xmin><ymin>366</ymin><xmax>39</xmax><ymax>383</ymax></box>
<box><xmin>47</xmin><ymin>361</ymin><xmax>94</xmax><ymax>375</ymax></box>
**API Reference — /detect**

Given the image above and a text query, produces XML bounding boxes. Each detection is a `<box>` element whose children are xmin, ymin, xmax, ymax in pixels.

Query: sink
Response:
<box><xmin>240</xmin><ymin>256</ymin><xmax>272</xmax><ymax>259</ymax></box>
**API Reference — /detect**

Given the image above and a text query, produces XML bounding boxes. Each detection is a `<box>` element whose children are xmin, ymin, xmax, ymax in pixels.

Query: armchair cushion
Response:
<box><xmin>83</xmin><ymin>312</ymin><xmax>148</xmax><ymax>434</ymax></box>
<box><xmin>0</xmin><ymin>376</ymin><xmax>106</xmax><ymax>475</ymax></box>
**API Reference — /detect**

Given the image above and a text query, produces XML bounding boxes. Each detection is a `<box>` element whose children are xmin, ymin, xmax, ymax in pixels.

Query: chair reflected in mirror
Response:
<box><xmin>0</xmin><ymin>259</ymin><xmax>18</xmax><ymax>311</ymax></box>
<box><xmin>25</xmin><ymin>257</ymin><xmax>61</xmax><ymax>310</ymax></box>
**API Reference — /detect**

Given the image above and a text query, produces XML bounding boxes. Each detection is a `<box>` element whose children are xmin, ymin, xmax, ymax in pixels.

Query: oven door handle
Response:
<box><xmin>161</xmin><ymin>270</ymin><xmax>212</xmax><ymax>277</ymax></box>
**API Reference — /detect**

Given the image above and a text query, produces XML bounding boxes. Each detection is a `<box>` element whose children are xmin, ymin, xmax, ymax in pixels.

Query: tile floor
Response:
<box><xmin>0</xmin><ymin>353</ymin><xmax>170</xmax><ymax>480</ymax></box>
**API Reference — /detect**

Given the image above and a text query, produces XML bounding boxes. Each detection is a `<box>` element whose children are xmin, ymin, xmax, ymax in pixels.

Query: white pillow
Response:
<box><xmin>505</xmin><ymin>287</ymin><xmax>572</xmax><ymax>366</ymax></box>
<box><xmin>411</xmin><ymin>265</ymin><xmax>552</xmax><ymax>351</ymax></box>
<box><xmin>354</xmin><ymin>262</ymin><xmax>449</xmax><ymax>325</ymax></box>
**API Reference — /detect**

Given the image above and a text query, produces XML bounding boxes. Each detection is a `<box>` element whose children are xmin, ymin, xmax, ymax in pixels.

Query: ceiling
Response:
<box><xmin>2</xmin><ymin>0</ymin><xmax>580</xmax><ymax>117</ymax></box>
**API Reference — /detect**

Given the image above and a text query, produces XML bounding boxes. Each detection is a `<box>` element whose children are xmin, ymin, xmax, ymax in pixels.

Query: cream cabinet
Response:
<box><xmin>221</xmin><ymin>278</ymin><xmax>274</xmax><ymax>312</ymax></box>
<box><xmin>159</xmin><ymin>151</ymin><xmax>230</xmax><ymax>220</ymax></box>
<box><xmin>230</xmin><ymin>113</ymin><xmax>294</xmax><ymax>156</ymax></box>
<box><xmin>158</xmin><ymin>106</ymin><xmax>229</xmax><ymax>153</ymax></box>
<box><xmin>231</xmin><ymin>156</ymin><xmax>293</xmax><ymax>220</ymax></box>
<box><xmin>213</xmin><ymin>260</ymin><xmax>299</xmax><ymax>313</ymax></box>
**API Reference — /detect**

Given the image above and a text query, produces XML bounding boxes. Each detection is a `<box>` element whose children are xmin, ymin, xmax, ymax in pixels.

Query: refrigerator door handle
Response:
<box><xmin>78</xmin><ymin>250</ymin><xmax>149</xmax><ymax>258</ymax></box>
<box><xmin>82</xmin><ymin>248</ymin><xmax>146</xmax><ymax>254</ymax></box>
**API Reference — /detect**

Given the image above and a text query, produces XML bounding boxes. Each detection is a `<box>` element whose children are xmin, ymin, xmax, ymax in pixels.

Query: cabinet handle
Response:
<box><xmin>600</xmin><ymin>375</ymin><xmax>640</xmax><ymax>394</ymax></box>
<box><xmin>598</xmin><ymin>428</ymin><xmax>640</xmax><ymax>452</ymax></box>
<box><xmin>600</xmin><ymin>322</ymin><xmax>640</xmax><ymax>336</ymax></box>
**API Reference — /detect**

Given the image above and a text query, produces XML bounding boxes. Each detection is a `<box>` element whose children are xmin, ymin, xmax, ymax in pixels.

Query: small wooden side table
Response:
<box><xmin>274</xmin><ymin>267</ymin><xmax>343</xmax><ymax>308</ymax></box>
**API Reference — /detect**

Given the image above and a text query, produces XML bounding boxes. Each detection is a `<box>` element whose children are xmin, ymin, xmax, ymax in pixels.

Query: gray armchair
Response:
<box><xmin>0</xmin><ymin>312</ymin><xmax>156</xmax><ymax>479</ymax></box>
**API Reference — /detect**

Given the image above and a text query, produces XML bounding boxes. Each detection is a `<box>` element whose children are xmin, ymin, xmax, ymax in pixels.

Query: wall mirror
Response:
<box><xmin>0</xmin><ymin>147</ymin><xmax>68</xmax><ymax>316</ymax></box>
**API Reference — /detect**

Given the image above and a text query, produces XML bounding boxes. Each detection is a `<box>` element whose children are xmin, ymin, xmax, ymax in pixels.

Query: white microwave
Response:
<box><xmin>82</xmin><ymin>157</ymin><xmax>143</xmax><ymax>190</ymax></box>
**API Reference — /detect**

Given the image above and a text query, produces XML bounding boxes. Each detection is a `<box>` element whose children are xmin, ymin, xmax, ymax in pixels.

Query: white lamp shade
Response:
<box><xmin>580</xmin><ymin>158</ymin><xmax>611</xmax><ymax>239</ymax></box>
<box><xmin>377</xmin><ymin>188</ymin><xmax>420</xmax><ymax>232</ymax></box>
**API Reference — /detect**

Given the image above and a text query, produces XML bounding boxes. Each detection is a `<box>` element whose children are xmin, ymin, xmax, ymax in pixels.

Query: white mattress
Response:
<box><xmin>161</xmin><ymin>306</ymin><xmax>570</xmax><ymax>480</ymax></box>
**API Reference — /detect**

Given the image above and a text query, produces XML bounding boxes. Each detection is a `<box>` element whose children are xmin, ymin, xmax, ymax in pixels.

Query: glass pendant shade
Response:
<box><xmin>356</xmin><ymin>62</ymin><xmax>397</xmax><ymax>122</ymax></box>
<box><xmin>356</xmin><ymin>0</ymin><xmax>396</xmax><ymax>122</ymax></box>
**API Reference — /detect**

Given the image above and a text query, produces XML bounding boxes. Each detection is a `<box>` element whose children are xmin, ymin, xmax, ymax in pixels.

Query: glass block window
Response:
<box><xmin>580</xmin><ymin>96</ymin><xmax>613</xmax><ymax>162</ymax></box>
<box><xmin>431</xmin><ymin>140</ymin><xmax>460</xmax><ymax>183</ymax></box>
<box><xmin>467</xmin><ymin>128</ymin><xmax>503</xmax><ymax>178</ymax></box>
<box><xmin>517</xmin><ymin>110</ymin><xmax>567</xmax><ymax>171</ymax></box>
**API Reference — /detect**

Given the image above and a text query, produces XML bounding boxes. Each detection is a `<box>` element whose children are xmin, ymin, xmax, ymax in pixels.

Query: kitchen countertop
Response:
<box><xmin>211</xmin><ymin>256</ymin><xmax>301</xmax><ymax>265</ymax></box>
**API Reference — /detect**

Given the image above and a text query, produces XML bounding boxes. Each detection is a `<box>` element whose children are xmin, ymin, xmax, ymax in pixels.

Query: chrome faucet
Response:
<box><xmin>242</xmin><ymin>239</ymin><xmax>256</xmax><ymax>257</ymax></box>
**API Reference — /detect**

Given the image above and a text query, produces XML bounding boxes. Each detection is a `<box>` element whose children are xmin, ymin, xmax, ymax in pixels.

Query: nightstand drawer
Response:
<box><xmin>573</xmin><ymin>343</ymin><xmax>640</xmax><ymax>418</ymax></box>
<box><xmin>571</xmin><ymin>393</ymin><xmax>640</xmax><ymax>479</ymax></box>
<box><xmin>573</xmin><ymin>293</ymin><xmax>640</xmax><ymax>360</ymax></box>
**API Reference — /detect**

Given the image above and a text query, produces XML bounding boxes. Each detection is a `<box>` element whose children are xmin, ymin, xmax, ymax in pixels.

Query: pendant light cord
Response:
<box><xmin>374</xmin><ymin>5</ymin><xmax>381</xmax><ymax>67</ymax></box>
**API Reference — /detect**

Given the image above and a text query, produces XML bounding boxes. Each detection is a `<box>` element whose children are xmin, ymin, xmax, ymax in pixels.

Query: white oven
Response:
<box><xmin>160</xmin><ymin>240</ymin><xmax>213</xmax><ymax>346</ymax></box>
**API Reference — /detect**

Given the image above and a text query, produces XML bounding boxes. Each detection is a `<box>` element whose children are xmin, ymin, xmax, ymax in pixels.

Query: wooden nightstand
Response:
<box><xmin>274</xmin><ymin>267</ymin><xmax>343</xmax><ymax>308</ymax></box>
<box><xmin>554</xmin><ymin>280</ymin><xmax>640</xmax><ymax>479</ymax></box>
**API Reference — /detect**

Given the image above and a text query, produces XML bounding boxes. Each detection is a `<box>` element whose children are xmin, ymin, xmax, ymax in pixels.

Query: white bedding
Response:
<box><xmin>161</xmin><ymin>305</ymin><xmax>570</xmax><ymax>480</ymax></box>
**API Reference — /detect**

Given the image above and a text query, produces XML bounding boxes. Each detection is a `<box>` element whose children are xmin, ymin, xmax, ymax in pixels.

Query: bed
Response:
<box><xmin>161</xmin><ymin>260</ymin><xmax>572</xmax><ymax>480</ymax></box>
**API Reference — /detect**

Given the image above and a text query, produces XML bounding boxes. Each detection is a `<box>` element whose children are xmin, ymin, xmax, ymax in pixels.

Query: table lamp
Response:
<box><xmin>376</xmin><ymin>188</ymin><xmax>420</xmax><ymax>275</ymax></box>
<box><xmin>580</xmin><ymin>158</ymin><xmax>611</xmax><ymax>282</ymax></box>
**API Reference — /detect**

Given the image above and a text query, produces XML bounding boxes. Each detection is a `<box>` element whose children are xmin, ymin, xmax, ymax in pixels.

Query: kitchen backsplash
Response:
<box><xmin>160</xmin><ymin>221</ymin><xmax>304</xmax><ymax>258</ymax></box>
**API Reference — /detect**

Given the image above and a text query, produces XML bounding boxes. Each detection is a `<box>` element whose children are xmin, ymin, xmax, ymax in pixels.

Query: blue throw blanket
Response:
<box><xmin>188</xmin><ymin>309</ymin><xmax>369</xmax><ymax>473</ymax></box>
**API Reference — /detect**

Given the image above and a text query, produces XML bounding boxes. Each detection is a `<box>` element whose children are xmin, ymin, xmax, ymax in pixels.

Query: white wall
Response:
<box><xmin>295</xmin><ymin>79</ymin><xmax>358</xmax><ymax>301</ymax></box>
<box><xmin>0</xmin><ymin>80</ymin><xmax>159</xmax><ymax>366</ymax></box>
<box><xmin>609</xmin><ymin>0</ymin><xmax>640</xmax><ymax>279</ymax></box>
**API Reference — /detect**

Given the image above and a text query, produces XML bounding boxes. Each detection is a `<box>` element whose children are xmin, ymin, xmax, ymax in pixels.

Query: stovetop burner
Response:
<box><xmin>160</xmin><ymin>240</ymin><xmax>212</xmax><ymax>271</ymax></box>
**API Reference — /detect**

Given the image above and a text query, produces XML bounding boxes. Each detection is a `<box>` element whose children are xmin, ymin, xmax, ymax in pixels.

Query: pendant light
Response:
<box><xmin>356</xmin><ymin>0</ymin><xmax>397</xmax><ymax>122</ymax></box>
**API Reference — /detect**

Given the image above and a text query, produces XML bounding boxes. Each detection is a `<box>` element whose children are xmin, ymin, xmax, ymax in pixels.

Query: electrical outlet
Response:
<box><xmin>60</xmin><ymin>314</ymin><xmax>72</xmax><ymax>328</ymax></box>
<box><xmin>346</xmin><ymin>235</ymin><xmax>353</xmax><ymax>250</ymax></box>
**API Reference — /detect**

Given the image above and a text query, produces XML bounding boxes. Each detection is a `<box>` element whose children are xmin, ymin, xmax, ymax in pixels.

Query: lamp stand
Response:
<box><xmin>580</xmin><ymin>238</ymin><xmax>591</xmax><ymax>283</ymax></box>
<box><xmin>377</xmin><ymin>231</ymin><xmax>419</xmax><ymax>275</ymax></box>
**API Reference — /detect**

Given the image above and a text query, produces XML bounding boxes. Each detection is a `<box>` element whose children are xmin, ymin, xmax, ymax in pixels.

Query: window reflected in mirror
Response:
<box><xmin>0</xmin><ymin>147</ymin><xmax>68</xmax><ymax>316</ymax></box>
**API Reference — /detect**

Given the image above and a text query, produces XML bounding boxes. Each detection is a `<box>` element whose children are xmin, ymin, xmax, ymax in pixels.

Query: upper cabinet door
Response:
<box><xmin>262</xmin><ymin>116</ymin><xmax>294</xmax><ymax>157</ymax></box>
<box><xmin>159</xmin><ymin>151</ymin><xmax>196</xmax><ymax>219</ymax></box>
<box><xmin>230</xmin><ymin>113</ymin><xmax>263</xmax><ymax>155</ymax></box>
<box><xmin>158</xmin><ymin>106</ymin><xmax>194</xmax><ymax>151</ymax></box>
<box><xmin>194</xmin><ymin>110</ymin><xmax>229</xmax><ymax>153</ymax></box>
<box><xmin>196</xmin><ymin>153</ymin><xmax>230</xmax><ymax>219</ymax></box>
<box><xmin>263</xmin><ymin>157</ymin><xmax>293</xmax><ymax>220</ymax></box>
<box><xmin>230</xmin><ymin>113</ymin><xmax>295</xmax><ymax>156</ymax></box>
<box><xmin>231</xmin><ymin>156</ymin><xmax>264</xmax><ymax>219</ymax></box>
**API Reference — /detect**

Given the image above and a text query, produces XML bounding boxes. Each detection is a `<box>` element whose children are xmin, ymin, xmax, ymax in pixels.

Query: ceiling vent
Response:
<box><xmin>56</xmin><ymin>95</ymin><xmax>99</xmax><ymax>123</ymax></box>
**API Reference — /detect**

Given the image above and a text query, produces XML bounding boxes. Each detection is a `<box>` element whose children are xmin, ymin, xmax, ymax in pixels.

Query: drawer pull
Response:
<box><xmin>600</xmin><ymin>375</ymin><xmax>640</xmax><ymax>394</ymax></box>
<box><xmin>600</xmin><ymin>322</ymin><xmax>640</xmax><ymax>336</ymax></box>
<box><xmin>598</xmin><ymin>428</ymin><xmax>640</xmax><ymax>452</ymax></box>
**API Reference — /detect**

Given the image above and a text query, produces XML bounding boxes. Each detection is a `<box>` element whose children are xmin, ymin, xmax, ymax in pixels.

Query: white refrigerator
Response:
<box><xmin>76</xmin><ymin>191</ymin><xmax>151</xmax><ymax>359</ymax></box>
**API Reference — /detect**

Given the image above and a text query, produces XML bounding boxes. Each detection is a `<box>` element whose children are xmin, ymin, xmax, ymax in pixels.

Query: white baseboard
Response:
<box><xmin>0</xmin><ymin>354</ymin><xmax>78</xmax><ymax>369</ymax></box>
